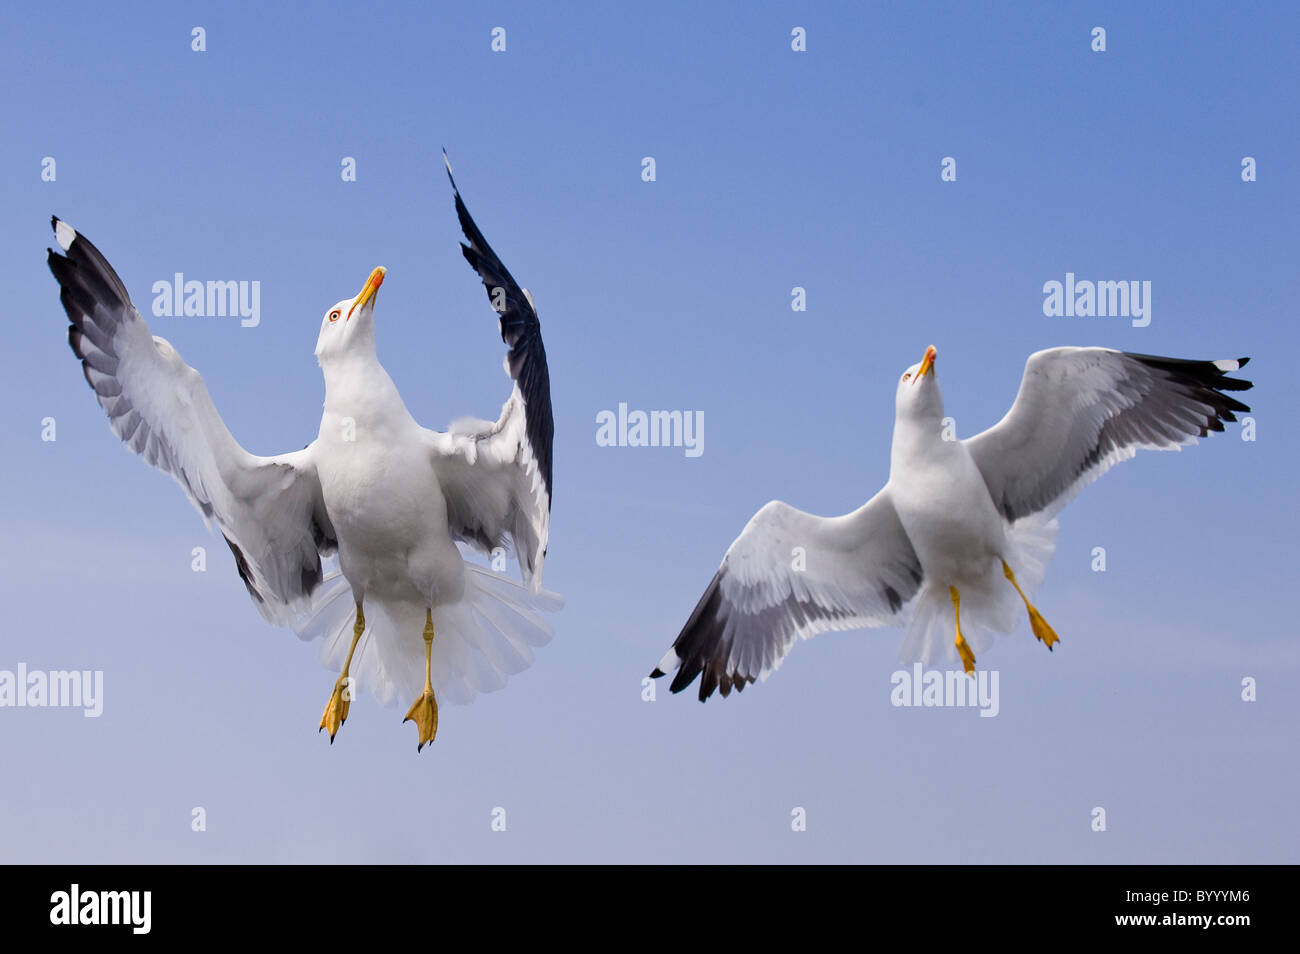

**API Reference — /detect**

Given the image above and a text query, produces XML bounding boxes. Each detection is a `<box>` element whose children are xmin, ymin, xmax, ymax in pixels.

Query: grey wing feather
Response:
<box><xmin>964</xmin><ymin>347</ymin><xmax>1252</xmax><ymax>522</ymax></box>
<box><xmin>48</xmin><ymin>218</ymin><xmax>334</xmax><ymax>624</ymax></box>
<box><xmin>652</xmin><ymin>490</ymin><xmax>923</xmax><ymax>702</ymax></box>
<box><xmin>427</xmin><ymin>159</ymin><xmax>554</xmax><ymax>591</ymax></box>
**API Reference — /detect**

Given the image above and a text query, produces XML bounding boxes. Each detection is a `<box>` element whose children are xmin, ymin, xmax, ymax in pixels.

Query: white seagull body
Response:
<box><xmin>47</xmin><ymin>163</ymin><xmax>558</xmax><ymax>747</ymax></box>
<box><xmin>653</xmin><ymin>344</ymin><xmax>1252</xmax><ymax>700</ymax></box>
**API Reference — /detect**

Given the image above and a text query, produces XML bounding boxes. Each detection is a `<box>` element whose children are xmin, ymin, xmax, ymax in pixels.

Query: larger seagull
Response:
<box><xmin>47</xmin><ymin>158</ymin><xmax>557</xmax><ymax>749</ymax></box>
<box><xmin>652</xmin><ymin>345</ymin><xmax>1252</xmax><ymax>700</ymax></box>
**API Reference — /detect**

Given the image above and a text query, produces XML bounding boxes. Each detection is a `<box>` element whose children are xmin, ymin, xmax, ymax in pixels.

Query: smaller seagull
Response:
<box><xmin>652</xmin><ymin>346</ymin><xmax>1253</xmax><ymax>701</ymax></box>
<box><xmin>47</xmin><ymin>156</ymin><xmax>558</xmax><ymax>748</ymax></box>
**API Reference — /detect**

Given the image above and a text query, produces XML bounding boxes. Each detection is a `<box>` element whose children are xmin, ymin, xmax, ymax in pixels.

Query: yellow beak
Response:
<box><xmin>347</xmin><ymin>266</ymin><xmax>387</xmax><ymax>319</ymax></box>
<box><xmin>914</xmin><ymin>344</ymin><xmax>937</xmax><ymax>384</ymax></box>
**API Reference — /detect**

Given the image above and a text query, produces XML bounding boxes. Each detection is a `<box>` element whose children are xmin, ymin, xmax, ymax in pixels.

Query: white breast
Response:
<box><xmin>889</xmin><ymin>424</ymin><xmax>1006</xmax><ymax>586</ymax></box>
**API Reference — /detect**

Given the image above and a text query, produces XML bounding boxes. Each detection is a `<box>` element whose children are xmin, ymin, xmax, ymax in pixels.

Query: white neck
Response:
<box><xmin>318</xmin><ymin>350</ymin><xmax>413</xmax><ymax>434</ymax></box>
<box><xmin>890</xmin><ymin>406</ymin><xmax>953</xmax><ymax>479</ymax></box>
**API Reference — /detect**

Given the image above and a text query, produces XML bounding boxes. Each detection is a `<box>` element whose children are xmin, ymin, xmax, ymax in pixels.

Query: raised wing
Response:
<box><xmin>47</xmin><ymin>218</ymin><xmax>335</xmax><ymax>624</ymax></box>
<box><xmin>964</xmin><ymin>348</ymin><xmax>1253</xmax><ymax>523</ymax></box>
<box><xmin>427</xmin><ymin>156</ymin><xmax>554</xmax><ymax>591</ymax></box>
<box><xmin>652</xmin><ymin>490</ymin><xmax>923</xmax><ymax>702</ymax></box>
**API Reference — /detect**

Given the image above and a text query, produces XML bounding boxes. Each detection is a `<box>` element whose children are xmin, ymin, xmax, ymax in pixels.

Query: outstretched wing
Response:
<box><xmin>964</xmin><ymin>347</ymin><xmax>1253</xmax><ymax>522</ymax></box>
<box><xmin>426</xmin><ymin>156</ymin><xmax>554</xmax><ymax>591</ymax></box>
<box><xmin>47</xmin><ymin>218</ymin><xmax>335</xmax><ymax>624</ymax></box>
<box><xmin>652</xmin><ymin>490</ymin><xmax>923</xmax><ymax>702</ymax></box>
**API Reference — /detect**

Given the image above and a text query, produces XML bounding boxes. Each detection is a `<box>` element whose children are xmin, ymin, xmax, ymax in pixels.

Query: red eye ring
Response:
<box><xmin>328</xmin><ymin>310</ymin><xmax>341</xmax><ymax>322</ymax></box>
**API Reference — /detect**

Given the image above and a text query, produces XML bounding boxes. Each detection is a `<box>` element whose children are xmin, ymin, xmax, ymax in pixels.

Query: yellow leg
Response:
<box><xmin>950</xmin><ymin>586</ymin><xmax>976</xmax><ymax>675</ymax></box>
<box><xmin>1001</xmin><ymin>560</ymin><xmax>1060</xmax><ymax>650</ymax></box>
<box><xmin>403</xmin><ymin>609</ymin><xmax>439</xmax><ymax>751</ymax></box>
<box><xmin>320</xmin><ymin>603</ymin><xmax>365</xmax><ymax>742</ymax></box>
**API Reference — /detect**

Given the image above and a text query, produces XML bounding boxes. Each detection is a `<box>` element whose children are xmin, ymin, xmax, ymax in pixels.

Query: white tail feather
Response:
<box><xmin>899</xmin><ymin>513</ymin><xmax>1058</xmax><ymax>666</ymax></box>
<box><xmin>293</xmin><ymin>562</ymin><xmax>561</xmax><ymax>707</ymax></box>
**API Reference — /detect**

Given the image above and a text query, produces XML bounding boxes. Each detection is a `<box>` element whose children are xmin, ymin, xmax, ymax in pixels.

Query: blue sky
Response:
<box><xmin>0</xmin><ymin>1</ymin><xmax>1296</xmax><ymax>862</ymax></box>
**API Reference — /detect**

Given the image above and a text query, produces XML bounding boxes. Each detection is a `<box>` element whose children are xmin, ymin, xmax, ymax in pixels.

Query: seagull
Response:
<box><xmin>46</xmin><ymin>158</ymin><xmax>558</xmax><ymax>749</ymax></box>
<box><xmin>652</xmin><ymin>345</ymin><xmax>1253</xmax><ymax>701</ymax></box>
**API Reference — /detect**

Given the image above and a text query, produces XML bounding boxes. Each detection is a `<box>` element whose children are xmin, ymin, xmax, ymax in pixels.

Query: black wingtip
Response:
<box><xmin>649</xmin><ymin>668</ymin><xmax>665</xmax><ymax>678</ymax></box>
<box><xmin>1127</xmin><ymin>351</ymin><xmax>1255</xmax><ymax>399</ymax></box>
<box><xmin>442</xmin><ymin>149</ymin><xmax>458</xmax><ymax>195</ymax></box>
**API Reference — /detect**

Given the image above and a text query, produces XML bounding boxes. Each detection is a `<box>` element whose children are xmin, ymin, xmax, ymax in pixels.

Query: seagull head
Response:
<box><xmin>895</xmin><ymin>344</ymin><xmax>943</xmax><ymax>419</ymax></box>
<box><xmin>315</xmin><ymin>266</ymin><xmax>386</xmax><ymax>359</ymax></box>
